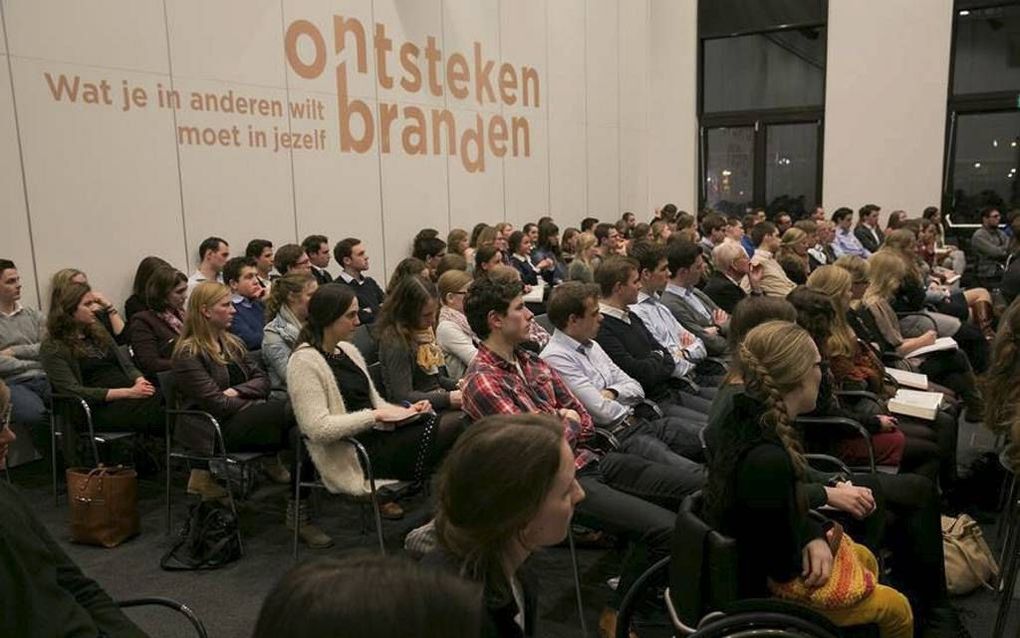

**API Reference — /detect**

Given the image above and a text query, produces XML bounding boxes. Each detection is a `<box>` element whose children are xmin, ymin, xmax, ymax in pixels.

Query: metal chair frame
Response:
<box><xmin>117</xmin><ymin>597</ymin><xmax>208</xmax><ymax>638</ymax></box>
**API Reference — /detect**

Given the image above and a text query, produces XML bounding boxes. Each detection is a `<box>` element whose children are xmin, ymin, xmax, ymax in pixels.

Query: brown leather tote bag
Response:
<box><xmin>67</xmin><ymin>465</ymin><xmax>140</xmax><ymax>547</ymax></box>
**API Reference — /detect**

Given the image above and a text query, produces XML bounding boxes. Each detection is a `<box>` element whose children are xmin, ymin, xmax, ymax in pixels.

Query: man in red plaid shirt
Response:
<box><xmin>461</xmin><ymin>275</ymin><xmax>687</xmax><ymax>637</ymax></box>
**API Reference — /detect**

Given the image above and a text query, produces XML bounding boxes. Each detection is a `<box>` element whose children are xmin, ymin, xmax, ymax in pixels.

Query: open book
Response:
<box><xmin>522</xmin><ymin>284</ymin><xmax>545</xmax><ymax>304</ymax></box>
<box><xmin>888</xmin><ymin>389</ymin><xmax>944</xmax><ymax>421</ymax></box>
<box><xmin>373</xmin><ymin>411</ymin><xmax>425</xmax><ymax>432</ymax></box>
<box><xmin>903</xmin><ymin>336</ymin><xmax>957</xmax><ymax>360</ymax></box>
<box><xmin>885</xmin><ymin>367</ymin><xmax>928</xmax><ymax>390</ymax></box>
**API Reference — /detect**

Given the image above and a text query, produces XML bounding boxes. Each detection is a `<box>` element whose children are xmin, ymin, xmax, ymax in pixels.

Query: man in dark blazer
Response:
<box><xmin>303</xmin><ymin>234</ymin><xmax>333</xmax><ymax>285</ymax></box>
<box><xmin>659</xmin><ymin>240</ymin><xmax>730</xmax><ymax>357</ymax></box>
<box><xmin>593</xmin><ymin>257</ymin><xmax>712</xmax><ymax>419</ymax></box>
<box><xmin>702</xmin><ymin>240</ymin><xmax>764</xmax><ymax>314</ymax></box>
<box><xmin>853</xmin><ymin>204</ymin><xmax>885</xmax><ymax>254</ymax></box>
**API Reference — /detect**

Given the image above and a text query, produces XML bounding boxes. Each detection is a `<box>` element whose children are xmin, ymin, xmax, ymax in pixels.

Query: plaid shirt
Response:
<box><xmin>463</xmin><ymin>343</ymin><xmax>597</xmax><ymax>469</ymax></box>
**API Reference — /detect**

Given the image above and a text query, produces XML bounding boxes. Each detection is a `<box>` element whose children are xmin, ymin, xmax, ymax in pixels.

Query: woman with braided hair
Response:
<box><xmin>704</xmin><ymin>320</ymin><xmax>914</xmax><ymax>636</ymax></box>
<box><xmin>983</xmin><ymin>298</ymin><xmax>1020</xmax><ymax>473</ymax></box>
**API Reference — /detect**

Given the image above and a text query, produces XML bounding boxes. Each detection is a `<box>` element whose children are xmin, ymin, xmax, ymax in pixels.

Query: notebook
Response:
<box><xmin>888</xmin><ymin>389</ymin><xmax>943</xmax><ymax>421</ymax></box>
<box><xmin>884</xmin><ymin>367</ymin><xmax>928</xmax><ymax>390</ymax></box>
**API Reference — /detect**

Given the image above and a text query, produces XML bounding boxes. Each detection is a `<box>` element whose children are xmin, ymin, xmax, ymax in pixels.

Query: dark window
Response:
<box><xmin>952</xmin><ymin>4</ymin><xmax>1020</xmax><ymax>96</ymax></box>
<box><xmin>948</xmin><ymin>111</ymin><xmax>1020</xmax><ymax>223</ymax></box>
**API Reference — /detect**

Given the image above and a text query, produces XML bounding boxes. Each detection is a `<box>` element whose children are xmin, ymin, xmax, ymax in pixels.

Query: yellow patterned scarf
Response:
<box><xmin>414</xmin><ymin>328</ymin><xmax>445</xmax><ymax>374</ymax></box>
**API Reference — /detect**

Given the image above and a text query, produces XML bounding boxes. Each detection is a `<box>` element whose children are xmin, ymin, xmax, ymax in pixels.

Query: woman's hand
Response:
<box><xmin>877</xmin><ymin>415</ymin><xmax>897</xmax><ymax>431</ymax></box>
<box><xmin>801</xmin><ymin>538</ymin><xmax>833</xmax><ymax>588</ymax></box>
<box><xmin>373</xmin><ymin>404</ymin><xmax>418</xmax><ymax>423</ymax></box>
<box><xmin>124</xmin><ymin>377</ymin><xmax>155</xmax><ymax>399</ymax></box>
<box><xmin>222</xmin><ymin>388</ymin><xmax>240</xmax><ymax>398</ymax></box>
<box><xmin>410</xmin><ymin>400</ymin><xmax>432</xmax><ymax>413</ymax></box>
<box><xmin>824</xmin><ymin>482</ymin><xmax>876</xmax><ymax>519</ymax></box>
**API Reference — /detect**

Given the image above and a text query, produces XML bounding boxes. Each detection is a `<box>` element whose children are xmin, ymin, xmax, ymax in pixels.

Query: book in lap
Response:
<box><xmin>904</xmin><ymin>336</ymin><xmax>957</xmax><ymax>360</ymax></box>
<box><xmin>884</xmin><ymin>367</ymin><xmax>928</xmax><ymax>390</ymax></box>
<box><xmin>888</xmin><ymin>389</ymin><xmax>944</xmax><ymax>421</ymax></box>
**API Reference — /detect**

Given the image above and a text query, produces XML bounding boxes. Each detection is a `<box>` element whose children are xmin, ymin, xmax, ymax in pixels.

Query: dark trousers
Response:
<box><xmin>91</xmin><ymin>396</ymin><xmax>164</xmax><ymax>435</ymax></box>
<box><xmin>220</xmin><ymin>400</ymin><xmax>293</xmax><ymax>452</ymax></box>
<box><xmin>575</xmin><ymin>463</ymin><xmax>675</xmax><ymax>608</ymax></box>
<box><xmin>7</xmin><ymin>376</ymin><xmax>50</xmax><ymax>452</ymax></box>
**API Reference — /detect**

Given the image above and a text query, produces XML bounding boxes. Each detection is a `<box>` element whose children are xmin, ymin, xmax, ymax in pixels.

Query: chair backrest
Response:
<box><xmin>351</xmin><ymin>325</ymin><xmax>379</xmax><ymax>365</ymax></box>
<box><xmin>156</xmin><ymin>371</ymin><xmax>179</xmax><ymax>409</ymax></box>
<box><xmin>533</xmin><ymin>313</ymin><xmax>554</xmax><ymax>335</ymax></box>
<box><xmin>669</xmin><ymin>493</ymin><xmax>739</xmax><ymax>628</ymax></box>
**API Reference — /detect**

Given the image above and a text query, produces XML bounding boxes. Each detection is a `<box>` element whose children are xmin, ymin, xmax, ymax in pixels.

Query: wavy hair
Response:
<box><xmin>47</xmin><ymin>281</ymin><xmax>112</xmax><ymax>357</ymax></box>
<box><xmin>806</xmin><ymin>266</ymin><xmax>858</xmax><ymax>359</ymax></box>
<box><xmin>983</xmin><ymin>298</ymin><xmax>1020</xmax><ymax>471</ymax></box>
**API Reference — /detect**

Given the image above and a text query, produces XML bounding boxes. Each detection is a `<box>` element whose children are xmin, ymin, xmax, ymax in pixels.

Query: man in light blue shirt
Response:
<box><xmin>540</xmin><ymin>282</ymin><xmax>708</xmax><ymax>456</ymax></box>
<box><xmin>628</xmin><ymin>243</ymin><xmax>726</xmax><ymax>387</ymax></box>
<box><xmin>831</xmin><ymin>207</ymin><xmax>871</xmax><ymax>258</ymax></box>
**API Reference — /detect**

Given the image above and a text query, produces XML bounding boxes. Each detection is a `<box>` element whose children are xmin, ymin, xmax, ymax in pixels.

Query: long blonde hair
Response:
<box><xmin>573</xmin><ymin>233</ymin><xmax>597</xmax><ymax>266</ymax></box>
<box><xmin>863</xmin><ymin>252</ymin><xmax>906</xmax><ymax>305</ymax></box>
<box><xmin>879</xmin><ymin>229</ymin><xmax>923</xmax><ymax>283</ymax></box>
<box><xmin>736</xmin><ymin>320</ymin><xmax>813</xmax><ymax>474</ymax></box>
<box><xmin>806</xmin><ymin>266</ymin><xmax>858</xmax><ymax>359</ymax></box>
<box><xmin>173</xmin><ymin>282</ymin><xmax>247</xmax><ymax>365</ymax></box>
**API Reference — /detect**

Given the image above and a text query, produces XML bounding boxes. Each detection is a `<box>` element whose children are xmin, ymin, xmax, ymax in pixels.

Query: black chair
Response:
<box><xmin>158</xmin><ymin>371</ymin><xmax>266</xmax><ymax>551</ymax></box>
<box><xmin>351</xmin><ymin>325</ymin><xmax>379</xmax><ymax>365</ymax></box>
<box><xmin>291</xmin><ymin>433</ymin><xmax>404</xmax><ymax>559</ymax></box>
<box><xmin>660</xmin><ymin>493</ymin><xmax>878</xmax><ymax>638</ymax></box>
<box><xmin>48</xmin><ymin>390</ymin><xmax>136</xmax><ymax>505</ymax></box>
<box><xmin>117</xmin><ymin>597</ymin><xmax>208</xmax><ymax>638</ymax></box>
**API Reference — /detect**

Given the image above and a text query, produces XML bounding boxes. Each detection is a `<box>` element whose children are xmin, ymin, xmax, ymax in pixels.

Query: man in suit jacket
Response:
<box><xmin>702</xmin><ymin>241</ymin><xmax>764</xmax><ymax>314</ymax></box>
<box><xmin>592</xmin><ymin>257</ymin><xmax>712</xmax><ymax>419</ymax></box>
<box><xmin>302</xmin><ymin>234</ymin><xmax>333</xmax><ymax>285</ymax></box>
<box><xmin>659</xmin><ymin>240</ymin><xmax>730</xmax><ymax>357</ymax></box>
<box><xmin>854</xmin><ymin>204</ymin><xmax>885</xmax><ymax>254</ymax></box>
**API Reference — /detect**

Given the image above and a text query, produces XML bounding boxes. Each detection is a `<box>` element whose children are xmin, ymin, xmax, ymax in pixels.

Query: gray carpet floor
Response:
<box><xmin>4</xmin><ymin>414</ymin><xmax>1015</xmax><ymax>637</ymax></box>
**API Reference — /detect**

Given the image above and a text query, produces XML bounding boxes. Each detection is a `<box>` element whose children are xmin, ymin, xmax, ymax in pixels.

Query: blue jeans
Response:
<box><xmin>8</xmin><ymin>375</ymin><xmax>48</xmax><ymax>428</ymax></box>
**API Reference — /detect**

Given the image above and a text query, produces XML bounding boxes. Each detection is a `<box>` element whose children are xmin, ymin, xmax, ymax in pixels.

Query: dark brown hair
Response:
<box><xmin>47</xmin><ymin>282</ymin><xmax>112</xmax><ymax>356</ymax></box>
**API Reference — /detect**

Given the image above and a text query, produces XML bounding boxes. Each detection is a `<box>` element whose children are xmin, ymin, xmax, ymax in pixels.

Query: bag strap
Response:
<box><xmin>944</xmin><ymin>536</ymin><xmax>997</xmax><ymax>591</ymax></box>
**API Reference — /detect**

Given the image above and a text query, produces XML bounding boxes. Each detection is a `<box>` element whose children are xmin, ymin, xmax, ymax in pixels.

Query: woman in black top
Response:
<box><xmin>426</xmin><ymin>413</ymin><xmax>585</xmax><ymax>638</ymax></box>
<box><xmin>40</xmin><ymin>282</ymin><xmax>163</xmax><ymax>440</ymax></box>
<box><xmin>124</xmin><ymin>255</ymin><xmax>171</xmax><ymax>321</ymax></box>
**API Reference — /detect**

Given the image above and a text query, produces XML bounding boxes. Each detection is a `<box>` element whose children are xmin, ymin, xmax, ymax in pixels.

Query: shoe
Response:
<box><xmin>286</xmin><ymin>497</ymin><xmax>334</xmax><ymax>549</ymax></box>
<box><xmin>378</xmin><ymin>501</ymin><xmax>405</xmax><ymax>520</ymax></box>
<box><xmin>186</xmin><ymin>469</ymin><xmax>229</xmax><ymax>501</ymax></box>
<box><xmin>973</xmin><ymin>300</ymin><xmax>996</xmax><ymax>340</ymax></box>
<box><xmin>598</xmin><ymin>607</ymin><xmax>638</xmax><ymax>638</ymax></box>
<box><xmin>261</xmin><ymin>457</ymin><xmax>291</xmax><ymax>484</ymax></box>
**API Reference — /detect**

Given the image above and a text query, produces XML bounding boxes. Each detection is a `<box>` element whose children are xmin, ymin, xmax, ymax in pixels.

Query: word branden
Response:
<box><xmin>285</xmin><ymin>17</ymin><xmax>541</xmax><ymax>173</ymax></box>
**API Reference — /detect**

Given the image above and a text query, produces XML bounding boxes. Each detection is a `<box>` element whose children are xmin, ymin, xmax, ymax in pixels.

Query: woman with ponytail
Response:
<box><xmin>704</xmin><ymin>320</ymin><xmax>913</xmax><ymax>637</ymax></box>
<box><xmin>262</xmin><ymin>272</ymin><xmax>317</xmax><ymax>399</ymax></box>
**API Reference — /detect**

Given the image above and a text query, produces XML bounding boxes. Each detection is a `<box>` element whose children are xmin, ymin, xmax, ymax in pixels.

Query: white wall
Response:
<box><xmin>0</xmin><ymin>0</ymin><xmax>699</xmax><ymax>310</ymax></box>
<box><xmin>823</xmin><ymin>0</ymin><xmax>954</xmax><ymax>220</ymax></box>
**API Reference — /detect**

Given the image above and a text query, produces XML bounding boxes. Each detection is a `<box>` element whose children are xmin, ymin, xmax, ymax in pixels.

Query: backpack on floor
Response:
<box><xmin>942</xmin><ymin>513</ymin><xmax>998</xmax><ymax>595</ymax></box>
<box><xmin>160</xmin><ymin>500</ymin><xmax>241</xmax><ymax>571</ymax></box>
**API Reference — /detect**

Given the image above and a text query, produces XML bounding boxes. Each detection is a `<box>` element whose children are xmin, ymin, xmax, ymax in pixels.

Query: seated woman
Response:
<box><xmin>49</xmin><ymin>268</ymin><xmax>126</xmax><ymax>344</ymax></box>
<box><xmin>705</xmin><ymin>321</ymin><xmax>915</xmax><ymax>637</ymax></box>
<box><xmin>507</xmin><ymin>231</ymin><xmax>551</xmax><ymax>287</ymax></box>
<box><xmin>560</xmin><ymin>226</ymin><xmax>580</xmax><ymax>264</ymax></box>
<box><xmin>262</xmin><ymin>272</ymin><xmax>317</xmax><ymax>400</ymax></box>
<box><xmin>41</xmin><ymin>282</ymin><xmax>163</xmax><ymax>453</ymax></box>
<box><xmin>861</xmin><ymin>252</ymin><xmax>983</xmax><ymax>421</ymax></box>
<box><xmin>127</xmin><ymin>265</ymin><xmax>187</xmax><ymax>380</ymax></box>
<box><xmin>882</xmin><ymin>229</ymin><xmax>994</xmax><ymax>352</ymax></box>
<box><xmin>567</xmin><ymin>232</ymin><xmax>598</xmax><ymax>283</ymax></box>
<box><xmin>287</xmin><ymin>284</ymin><xmax>462</xmax><ymax>519</ymax></box>
<box><xmin>253</xmin><ymin>555</ymin><xmax>483</xmax><ymax>638</ymax></box>
<box><xmin>424</xmin><ymin>414</ymin><xmax>585</xmax><ymax>638</ymax></box>
<box><xmin>376</xmin><ymin>276</ymin><xmax>465</xmax><ymax>423</ymax></box>
<box><xmin>983</xmin><ymin>298</ymin><xmax>1020</xmax><ymax>473</ymax></box>
<box><xmin>448</xmin><ymin>228</ymin><xmax>474</xmax><ymax>271</ymax></box>
<box><xmin>532</xmin><ymin>222</ymin><xmax>567</xmax><ymax>285</ymax></box>
<box><xmin>473</xmin><ymin>245</ymin><xmax>504</xmax><ymax>279</ymax></box>
<box><xmin>170</xmin><ymin>283</ymin><xmax>319</xmax><ymax>543</ymax></box>
<box><xmin>435</xmin><ymin>270</ymin><xmax>477</xmax><ymax>381</ymax></box>
<box><xmin>124</xmin><ymin>255</ymin><xmax>171</xmax><ymax>321</ymax></box>
<box><xmin>776</xmin><ymin>227</ymin><xmax>810</xmax><ymax>285</ymax></box>
<box><xmin>788</xmin><ymin>287</ymin><xmax>943</xmax><ymax>483</ymax></box>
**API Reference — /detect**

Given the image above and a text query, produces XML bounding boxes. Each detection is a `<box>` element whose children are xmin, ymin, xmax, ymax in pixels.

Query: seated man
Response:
<box><xmin>224</xmin><ymin>257</ymin><xmax>266</xmax><ymax>351</ymax></box>
<box><xmin>245</xmin><ymin>239</ymin><xmax>274</xmax><ymax>294</ymax></box>
<box><xmin>334</xmin><ymin>237</ymin><xmax>386</xmax><ymax>325</ymax></box>
<box><xmin>698</xmin><ymin>213</ymin><xmax>727</xmax><ymax>273</ymax></box>
<box><xmin>854</xmin><ymin>204</ymin><xmax>885</xmax><ymax>254</ymax></box>
<box><xmin>460</xmin><ymin>276</ymin><xmax>700</xmax><ymax>634</ymax></box>
<box><xmin>0</xmin><ymin>260</ymin><xmax>48</xmax><ymax>451</ymax></box>
<box><xmin>832</xmin><ymin>207</ymin><xmax>872</xmax><ymax>259</ymax></box>
<box><xmin>702</xmin><ymin>241</ymin><xmax>764</xmax><ymax>313</ymax></box>
<box><xmin>594</xmin><ymin>257</ymin><xmax>712</xmax><ymax>420</ymax></box>
<box><xmin>971</xmin><ymin>206</ymin><xmax>1009</xmax><ymax>281</ymax></box>
<box><xmin>541</xmin><ymin>281</ymin><xmax>707</xmax><ymax>464</ymax></box>
<box><xmin>742</xmin><ymin>221</ymin><xmax>795</xmax><ymax>297</ymax></box>
<box><xmin>628</xmin><ymin>242</ymin><xmax>727</xmax><ymax>383</ymax></box>
<box><xmin>0</xmin><ymin>380</ymin><xmax>147</xmax><ymax>637</ymax></box>
<box><xmin>411</xmin><ymin>236</ymin><xmax>447</xmax><ymax>280</ymax></box>
<box><xmin>272</xmin><ymin>243</ymin><xmax>312</xmax><ymax>278</ymax></box>
<box><xmin>302</xmin><ymin>234</ymin><xmax>333</xmax><ymax>285</ymax></box>
<box><xmin>186</xmin><ymin>236</ymin><xmax>229</xmax><ymax>300</ymax></box>
<box><xmin>660</xmin><ymin>240</ymin><xmax>730</xmax><ymax>357</ymax></box>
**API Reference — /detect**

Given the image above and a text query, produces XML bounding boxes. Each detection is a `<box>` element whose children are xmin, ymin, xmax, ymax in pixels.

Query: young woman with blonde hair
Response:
<box><xmin>776</xmin><ymin>227</ymin><xmax>810</xmax><ymax>284</ymax></box>
<box><xmin>704</xmin><ymin>320</ymin><xmax>914</xmax><ymax>637</ymax></box>
<box><xmin>435</xmin><ymin>270</ymin><xmax>477</xmax><ymax>380</ymax></box>
<box><xmin>262</xmin><ymin>272</ymin><xmax>317</xmax><ymax>400</ymax></box>
<box><xmin>567</xmin><ymin>232</ymin><xmax>598</xmax><ymax>283</ymax></box>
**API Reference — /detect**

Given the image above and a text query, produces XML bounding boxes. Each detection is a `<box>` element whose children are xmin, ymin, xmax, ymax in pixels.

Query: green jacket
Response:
<box><xmin>40</xmin><ymin>335</ymin><xmax>142</xmax><ymax>403</ymax></box>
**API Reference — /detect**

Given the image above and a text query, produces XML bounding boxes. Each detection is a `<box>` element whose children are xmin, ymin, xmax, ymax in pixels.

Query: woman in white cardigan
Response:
<box><xmin>287</xmin><ymin>283</ymin><xmax>463</xmax><ymax>519</ymax></box>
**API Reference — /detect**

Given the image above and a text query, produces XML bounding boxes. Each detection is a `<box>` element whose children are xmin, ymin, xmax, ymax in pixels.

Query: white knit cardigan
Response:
<box><xmin>287</xmin><ymin>341</ymin><xmax>400</xmax><ymax>495</ymax></box>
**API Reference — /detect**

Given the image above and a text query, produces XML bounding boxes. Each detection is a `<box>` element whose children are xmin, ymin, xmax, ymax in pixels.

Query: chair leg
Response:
<box><xmin>367</xmin><ymin>482</ymin><xmax>386</xmax><ymax>555</ymax></box>
<box><xmin>292</xmin><ymin>451</ymin><xmax>302</xmax><ymax>560</ymax></box>
<box><xmin>222</xmin><ymin>459</ymin><xmax>245</xmax><ymax>557</ymax></box>
<box><xmin>994</xmin><ymin>501</ymin><xmax>1020</xmax><ymax>638</ymax></box>
<box><xmin>568</xmin><ymin>529</ymin><xmax>589</xmax><ymax>637</ymax></box>
<box><xmin>51</xmin><ymin>414</ymin><xmax>59</xmax><ymax>506</ymax></box>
